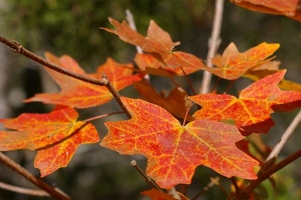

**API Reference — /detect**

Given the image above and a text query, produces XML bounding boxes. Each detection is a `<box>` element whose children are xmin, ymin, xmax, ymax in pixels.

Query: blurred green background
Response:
<box><xmin>0</xmin><ymin>0</ymin><xmax>301</xmax><ymax>199</ymax></box>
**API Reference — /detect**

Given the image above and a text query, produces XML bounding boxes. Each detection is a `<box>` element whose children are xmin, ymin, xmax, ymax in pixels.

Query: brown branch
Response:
<box><xmin>231</xmin><ymin>110</ymin><xmax>301</xmax><ymax>199</ymax></box>
<box><xmin>0</xmin><ymin>181</ymin><xmax>50</xmax><ymax>197</ymax></box>
<box><xmin>0</xmin><ymin>152</ymin><xmax>70</xmax><ymax>200</ymax></box>
<box><xmin>233</xmin><ymin>149</ymin><xmax>301</xmax><ymax>200</ymax></box>
<box><xmin>0</xmin><ymin>35</ymin><xmax>132</xmax><ymax>119</ymax></box>
<box><xmin>130</xmin><ymin>160</ymin><xmax>162</xmax><ymax>191</ymax></box>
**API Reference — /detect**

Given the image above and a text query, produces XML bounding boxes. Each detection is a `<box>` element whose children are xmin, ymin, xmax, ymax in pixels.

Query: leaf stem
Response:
<box><xmin>0</xmin><ymin>35</ymin><xmax>132</xmax><ymax>118</ymax></box>
<box><xmin>83</xmin><ymin>111</ymin><xmax>125</xmax><ymax>122</ymax></box>
<box><xmin>182</xmin><ymin>103</ymin><xmax>195</xmax><ymax>126</ymax></box>
<box><xmin>200</xmin><ymin>0</ymin><xmax>224</xmax><ymax>94</ymax></box>
<box><xmin>0</xmin><ymin>152</ymin><xmax>70</xmax><ymax>200</ymax></box>
<box><xmin>180</xmin><ymin>67</ymin><xmax>197</xmax><ymax>95</ymax></box>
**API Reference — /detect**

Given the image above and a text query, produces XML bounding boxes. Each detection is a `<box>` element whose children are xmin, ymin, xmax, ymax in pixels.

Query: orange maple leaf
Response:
<box><xmin>243</xmin><ymin>61</ymin><xmax>301</xmax><ymax>91</ymax></box>
<box><xmin>102</xmin><ymin>18</ymin><xmax>205</xmax><ymax>75</ymax></box>
<box><xmin>134</xmin><ymin>53</ymin><xmax>178</xmax><ymax>76</ymax></box>
<box><xmin>205</xmin><ymin>42</ymin><xmax>279</xmax><ymax>80</ymax></box>
<box><xmin>101</xmin><ymin>97</ymin><xmax>258</xmax><ymax>189</ymax></box>
<box><xmin>189</xmin><ymin>70</ymin><xmax>301</xmax><ymax>134</ymax></box>
<box><xmin>0</xmin><ymin>106</ymin><xmax>99</xmax><ymax>176</ymax></box>
<box><xmin>24</xmin><ymin>52</ymin><xmax>142</xmax><ymax>108</ymax></box>
<box><xmin>231</xmin><ymin>0</ymin><xmax>301</xmax><ymax>21</ymax></box>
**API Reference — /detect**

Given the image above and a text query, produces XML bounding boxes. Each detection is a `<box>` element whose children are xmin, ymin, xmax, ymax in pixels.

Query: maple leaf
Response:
<box><xmin>134</xmin><ymin>53</ymin><xmax>177</xmax><ymax>76</ymax></box>
<box><xmin>243</xmin><ymin>61</ymin><xmax>301</xmax><ymax>91</ymax></box>
<box><xmin>134</xmin><ymin>80</ymin><xmax>194</xmax><ymax>121</ymax></box>
<box><xmin>205</xmin><ymin>42</ymin><xmax>279</xmax><ymax>80</ymax></box>
<box><xmin>101</xmin><ymin>97</ymin><xmax>258</xmax><ymax>189</ymax></box>
<box><xmin>25</xmin><ymin>52</ymin><xmax>142</xmax><ymax>108</ymax></box>
<box><xmin>189</xmin><ymin>70</ymin><xmax>301</xmax><ymax>134</ymax></box>
<box><xmin>0</xmin><ymin>106</ymin><xmax>99</xmax><ymax>176</ymax></box>
<box><xmin>231</xmin><ymin>0</ymin><xmax>301</xmax><ymax>21</ymax></box>
<box><xmin>102</xmin><ymin>18</ymin><xmax>205</xmax><ymax>75</ymax></box>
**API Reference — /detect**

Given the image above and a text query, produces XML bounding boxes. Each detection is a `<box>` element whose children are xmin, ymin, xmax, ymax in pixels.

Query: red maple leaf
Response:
<box><xmin>205</xmin><ymin>42</ymin><xmax>279</xmax><ymax>80</ymax></box>
<box><xmin>0</xmin><ymin>106</ymin><xmax>99</xmax><ymax>176</ymax></box>
<box><xmin>189</xmin><ymin>70</ymin><xmax>301</xmax><ymax>134</ymax></box>
<box><xmin>102</xmin><ymin>18</ymin><xmax>205</xmax><ymax>75</ymax></box>
<box><xmin>25</xmin><ymin>52</ymin><xmax>142</xmax><ymax>108</ymax></box>
<box><xmin>231</xmin><ymin>0</ymin><xmax>301</xmax><ymax>21</ymax></box>
<box><xmin>101</xmin><ymin>97</ymin><xmax>258</xmax><ymax>189</ymax></box>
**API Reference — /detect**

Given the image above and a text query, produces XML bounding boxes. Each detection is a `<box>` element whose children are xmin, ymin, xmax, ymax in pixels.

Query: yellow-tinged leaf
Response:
<box><xmin>25</xmin><ymin>52</ymin><xmax>142</xmax><ymax>108</ymax></box>
<box><xmin>102</xmin><ymin>18</ymin><xmax>205</xmax><ymax>75</ymax></box>
<box><xmin>101</xmin><ymin>97</ymin><xmax>258</xmax><ymax>189</ymax></box>
<box><xmin>0</xmin><ymin>106</ymin><xmax>99</xmax><ymax>176</ymax></box>
<box><xmin>205</xmin><ymin>42</ymin><xmax>279</xmax><ymax>80</ymax></box>
<box><xmin>190</xmin><ymin>70</ymin><xmax>301</xmax><ymax>134</ymax></box>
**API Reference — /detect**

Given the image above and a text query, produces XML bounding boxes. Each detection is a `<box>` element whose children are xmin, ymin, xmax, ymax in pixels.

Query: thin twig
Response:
<box><xmin>191</xmin><ymin>177</ymin><xmax>220</xmax><ymax>200</ymax></box>
<box><xmin>233</xmin><ymin>149</ymin><xmax>301</xmax><ymax>200</ymax></box>
<box><xmin>130</xmin><ymin>160</ymin><xmax>162</xmax><ymax>191</ymax></box>
<box><xmin>0</xmin><ymin>181</ymin><xmax>50</xmax><ymax>197</ymax></box>
<box><xmin>233</xmin><ymin>109</ymin><xmax>301</xmax><ymax>199</ymax></box>
<box><xmin>200</xmin><ymin>0</ymin><xmax>224</xmax><ymax>94</ymax></box>
<box><xmin>83</xmin><ymin>111</ymin><xmax>125</xmax><ymax>122</ymax></box>
<box><xmin>0</xmin><ymin>35</ymin><xmax>132</xmax><ymax>118</ymax></box>
<box><xmin>266</xmin><ymin>109</ymin><xmax>301</xmax><ymax>162</ymax></box>
<box><xmin>0</xmin><ymin>153</ymin><xmax>70</xmax><ymax>200</ymax></box>
<box><xmin>224</xmin><ymin>79</ymin><xmax>237</xmax><ymax>94</ymax></box>
<box><xmin>132</xmin><ymin>159</ymin><xmax>180</xmax><ymax>199</ymax></box>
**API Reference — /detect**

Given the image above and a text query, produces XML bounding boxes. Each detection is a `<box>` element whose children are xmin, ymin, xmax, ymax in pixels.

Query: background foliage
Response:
<box><xmin>0</xmin><ymin>0</ymin><xmax>301</xmax><ymax>199</ymax></box>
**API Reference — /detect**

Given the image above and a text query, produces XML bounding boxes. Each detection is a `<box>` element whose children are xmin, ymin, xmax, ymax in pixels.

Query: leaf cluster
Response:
<box><xmin>1</xmin><ymin>1</ymin><xmax>301</xmax><ymax>199</ymax></box>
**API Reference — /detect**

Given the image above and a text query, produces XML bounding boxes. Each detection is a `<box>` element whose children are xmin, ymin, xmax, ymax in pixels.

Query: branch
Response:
<box><xmin>0</xmin><ymin>181</ymin><xmax>50</xmax><ymax>197</ymax></box>
<box><xmin>191</xmin><ymin>177</ymin><xmax>220</xmax><ymax>200</ymax></box>
<box><xmin>231</xmin><ymin>110</ymin><xmax>301</xmax><ymax>199</ymax></box>
<box><xmin>130</xmin><ymin>160</ymin><xmax>162</xmax><ymax>191</ymax></box>
<box><xmin>0</xmin><ymin>152</ymin><xmax>70</xmax><ymax>200</ymax></box>
<box><xmin>0</xmin><ymin>35</ymin><xmax>132</xmax><ymax>118</ymax></box>
<box><xmin>266</xmin><ymin>109</ymin><xmax>301</xmax><ymax>161</ymax></box>
<box><xmin>233</xmin><ymin>149</ymin><xmax>301</xmax><ymax>200</ymax></box>
<box><xmin>200</xmin><ymin>0</ymin><xmax>224</xmax><ymax>94</ymax></box>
